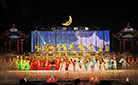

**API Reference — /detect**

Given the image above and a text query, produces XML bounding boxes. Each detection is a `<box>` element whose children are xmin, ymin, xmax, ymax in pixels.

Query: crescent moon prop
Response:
<box><xmin>62</xmin><ymin>15</ymin><xmax>72</xmax><ymax>26</ymax></box>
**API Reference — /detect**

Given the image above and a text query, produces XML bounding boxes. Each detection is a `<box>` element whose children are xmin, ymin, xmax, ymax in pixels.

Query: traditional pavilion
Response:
<box><xmin>0</xmin><ymin>24</ymin><xmax>29</xmax><ymax>54</ymax></box>
<box><xmin>113</xmin><ymin>23</ymin><xmax>138</xmax><ymax>52</ymax></box>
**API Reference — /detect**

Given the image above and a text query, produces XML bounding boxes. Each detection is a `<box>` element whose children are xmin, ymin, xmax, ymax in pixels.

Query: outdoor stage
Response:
<box><xmin>0</xmin><ymin>70</ymin><xmax>138</xmax><ymax>84</ymax></box>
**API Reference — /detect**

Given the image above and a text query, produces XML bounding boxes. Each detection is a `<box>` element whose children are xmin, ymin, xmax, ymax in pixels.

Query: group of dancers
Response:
<box><xmin>0</xmin><ymin>53</ymin><xmax>137</xmax><ymax>71</ymax></box>
<box><xmin>35</xmin><ymin>43</ymin><xmax>109</xmax><ymax>52</ymax></box>
<box><xmin>8</xmin><ymin>55</ymin><xmax>130</xmax><ymax>71</ymax></box>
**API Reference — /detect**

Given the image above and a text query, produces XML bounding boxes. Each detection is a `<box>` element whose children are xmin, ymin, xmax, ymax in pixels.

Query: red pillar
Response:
<box><xmin>123</xmin><ymin>39</ymin><xmax>125</xmax><ymax>51</ymax></box>
<box><xmin>5</xmin><ymin>41</ymin><xmax>7</xmax><ymax>53</ymax></box>
<box><xmin>120</xmin><ymin>40</ymin><xmax>121</xmax><ymax>53</ymax></box>
<box><xmin>21</xmin><ymin>41</ymin><xmax>23</xmax><ymax>54</ymax></box>
<box><xmin>9</xmin><ymin>41</ymin><xmax>11</xmax><ymax>52</ymax></box>
<box><xmin>17</xmin><ymin>41</ymin><xmax>20</xmax><ymax>54</ymax></box>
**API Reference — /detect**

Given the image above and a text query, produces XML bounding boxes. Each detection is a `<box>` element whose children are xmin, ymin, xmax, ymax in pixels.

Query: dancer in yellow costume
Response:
<box><xmin>42</xmin><ymin>43</ymin><xmax>48</xmax><ymax>52</ymax></box>
<box><xmin>78</xmin><ymin>44</ymin><xmax>85</xmax><ymax>51</ymax></box>
<box><xmin>35</xmin><ymin>43</ymin><xmax>41</xmax><ymax>52</ymax></box>
<box><xmin>88</xmin><ymin>44</ymin><xmax>93</xmax><ymax>52</ymax></box>
<box><xmin>56</xmin><ymin>44</ymin><xmax>62</xmax><ymax>51</ymax></box>
<box><xmin>49</xmin><ymin>44</ymin><xmax>55</xmax><ymax>52</ymax></box>
<box><xmin>69</xmin><ymin>44</ymin><xmax>75</xmax><ymax>51</ymax></box>
<box><xmin>105</xmin><ymin>44</ymin><xmax>108</xmax><ymax>52</ymax></box>
<box><xmin>61</xmin><ymin>44</ymin><xmax>67</xmax><ymax>51</ymax></box>
<box><xmin>99</xmin><ymin>44</ymin><xmax>103</xmax><ymax>52</ymax></box>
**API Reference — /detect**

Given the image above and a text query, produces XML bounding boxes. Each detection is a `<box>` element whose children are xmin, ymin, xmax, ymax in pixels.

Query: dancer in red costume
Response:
<box><xmin>66</xmin><ymin>59</ymin><xmax>70</xmax><ymax>70</ymax></box>
<box><xmin>33</xmin><ymin>58</ymin><xmax>38</xmax><ymax>70</ymax></box>
<box><xmin>30</xmin><ymin>61</ymin><xmax>35</xmax><ymax>70</ymax></box>
<box><xmin>37</xmin><ymin>61</ymin><xmax>43</xmax><ymax>70</ymax></box>
<box><xmin>54</xmin><ymin>59</ymin><xmax>61</xmax><ymax>70</ymax></box>
<box><xmin>44</xmin><ymin>60</ymin><xmax>51</xmax><ymax>70</ymax></box>
<box><xmin>43</xmin><ymin>59</ymin><xmax>46</xmax><ymax>63</ymax></box>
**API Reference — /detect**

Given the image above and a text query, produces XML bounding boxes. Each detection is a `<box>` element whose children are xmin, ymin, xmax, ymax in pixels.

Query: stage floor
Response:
<box><xmin>0</xmin><ymin>70</ymin><xmax>138</xmax><ymax>84</ymax></box>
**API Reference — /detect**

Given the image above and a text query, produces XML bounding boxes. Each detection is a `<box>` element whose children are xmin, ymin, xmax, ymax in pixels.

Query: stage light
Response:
<box><xmin>51</xmin><ymin>27</ymin><xmax>56</xmax><ymax>30</ymax></box>
<box><xmin>74</xmin><ymin>27</ymin><xmax>78</xmax><ymax>30</ymax></box>
<box><xmin>85</xmin><ymin>27</ymin><xmax>89</xmax><ymax>30</ymax></box>
<box><xmin>89</xmin><ymin>77</ymin><xmax>94</xmax><ymax>82</ymax></box>
<box><xmin>63</xmin><ymin>27</ymin><xmax>67</xmax><ymax>31</ymax></box>
<box><xmin>126</xmin><ymin>77</ymin><xmax>129</xmax><ymax>82</ymax></box>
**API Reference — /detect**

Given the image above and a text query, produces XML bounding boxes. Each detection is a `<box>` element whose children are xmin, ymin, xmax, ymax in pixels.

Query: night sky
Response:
<box><xmin>0</xmin><ymin>0</ymin><xmax>138</xmax><ymax>34</ymax></box>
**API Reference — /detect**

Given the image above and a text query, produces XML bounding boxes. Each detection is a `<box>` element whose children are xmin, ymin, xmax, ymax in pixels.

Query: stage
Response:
<box><xmin>0</xmin><ymin>70</ymin><xmax>138</xmax><ymax>84</ymax></box>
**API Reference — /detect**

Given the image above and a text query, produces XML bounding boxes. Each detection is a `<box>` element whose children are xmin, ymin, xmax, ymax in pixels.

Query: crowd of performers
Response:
<box><xmin>1</xmin><ymin>53</ymin><xmax>138</xmax><ymax>71</ymax></box>
<box><xmin>35</xmin><ymin>43</ymin><xmax>108</xmax><ymax>52</ymax></box>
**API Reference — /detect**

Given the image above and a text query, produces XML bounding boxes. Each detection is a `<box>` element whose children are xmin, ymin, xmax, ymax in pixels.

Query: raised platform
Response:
<box><xmin>0</xmin><ymin>70</ymin><xmax>138</xmax><ymax>84</ymax></box>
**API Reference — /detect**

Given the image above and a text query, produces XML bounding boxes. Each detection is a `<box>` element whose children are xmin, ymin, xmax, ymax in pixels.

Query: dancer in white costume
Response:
<box><xmin>103</xmin><ymin>57</ymin><xmax>109</xmax><ymax>70</ymax></box>
<box><xmin>59</xmin><ymin>61</ymin><xmax>66</xmax><ymax>71</ymax></box>
<box><xmin>74</xmin><ymin>59</ymin><xmax>81</xmax><ymax>71</ymax></box>
<box><xmin>94</xmin><ymin>59</ymin><xmax>100</xmax><ymax>70</ymax></box>
<box><xmin>112</xmin><ymin>57</ymin><xmax>117</xmax><ymax>70</ymax></box>
<box><xmin>68</xmin><ymin>59</ymin><xmax>74</xmax><ymax>71</ymax></box>
<box><xmin>81</xmin><ymin>60</ymin><xmax>86</xmax><ymax>71</ymax></box>
<box><xmin>100</xmin><ymin>59</ymin><xmax>105</xmax><ymax>70</ymax></box>
<box><xmin>87</xmin><ymin>61</ymin><xmax>92</xmax><ymax>71</ymax></box>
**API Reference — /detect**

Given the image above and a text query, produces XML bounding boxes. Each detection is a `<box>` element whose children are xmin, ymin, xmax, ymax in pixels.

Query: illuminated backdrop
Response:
<box><xmin>31</xmin><ymin>30</ymin><xmax>110</xmax><ymax>52</ymax></box>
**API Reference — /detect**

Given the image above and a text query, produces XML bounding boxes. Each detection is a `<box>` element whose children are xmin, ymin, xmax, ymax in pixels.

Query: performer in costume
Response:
<box><xmin>109</xmin><ymin>56</ymin><xmax>113</xmax><ymax>70</ymax></box>
<box><xmin>99</xmin><ymin>44</ymin><xmax>103</xmax><ymax>52</ymax></box>
<box><xmin>78</xmin><ymin>44</ymin><xmax>85</xmax><ymax>51</ymax></box>
<box><xmin>15</xmin><ymin>56</ymin><xmax>20</xmax><ymax>70</ymax></box>
<box><xmin>30</xmin><ymin>61</ymin><xmax>35</xmax><ymax>70</ymax></box>
<box><xmin>54</xmin><ymin>59</ymin><xmax>61</xmax><ymax>70</ymax></box>
<box><xmin>65</xmin><ymin>58</ymin><xmax>70</xmax><ymax>70</ymax></box>
<box><xmin>119</xmin><ymin>56</ymin><xmax>129</xmax><ymax>69</ymax></box>
<box><xmin>134</xmin><ymin>56</ymin><xmax>138</xmax><ymax>65</ymax></box>
<box><xmin>87</xmin><ymin>61</ymin><xmax>92</xmax><ymax>71</ymax></box>
<box><xmin>91</xmin><ymin>56</ymin><xmax>96</xmax><ymax>69</ymax></box>
<box><xmin>9</xmin><ymin>57</ymin><xmax>16</xmax><ymax>70</ymax></box>
<box><xmin>112</xmin><ymin>57</ymin><xmax>117</xmax><ymax>70</ymax></box>
<box><xmin>100</xmin><ymin>59</ymin><xmax>105</xmax><ymax>70</ymax></box>
<box><xmin>81</xmin><ymin>60</ymin><xmax>86</xmax><ymax>71</ymax></box>
<box><xmin>74</xmin><ymin>59</ymin><xmax>81</xmax><ymax>71</ymax></box>
<box><xmin>49</xmin><ymin>44</ymin><xmax>55</xmax><ymax>51</ymax></box>
<box><xmin>35</xmin><ymin>43</ymin><xmax>41</xmax><ymax>52</ymax></box>
<box><xmin>42</xmin><ymin>43</ymin><xmax>48</xmax><ymax>52</ymax></box>
<box><xmin>88</xmin><ymin>44</ymin><xmax>93</xmax><ymax>52</ymax></box>
<box><xmin>128</xmin><ymin>55</ymin><xmax>134</xmax><ymax>65</ymax></box>
<box><xmin>25</xmin><ymin>59</ymin><xmax>30</xmax><ymax>70</ymax></box>
<box><xmin>34</xmin><ymin>58</ymin><xmax>38</xmax><ymax>70</ymax></box>
<box><xmin>68</xmin><ymin>59</ymin><xmax>74</xmax><ymax>71</ymax></box>
<box><xmin>69</xmin><ymin>44</ymin><xmax>75</xmax><ymax>51</ymax></box>
<box><xmin>37</xmin><ymin>61</ymin><xmax>43</xmax><ymax>70</ymax></box>
<box><xmin>20</xmin><ymin>56</ymin><xmax>24</xmax><ymax>70</ymax></box>
<box><xmin>103</xmin><ymin>56</ymin><xmax>109</xmax><ymax>70</ymax></box>
<box><xmin>61</xmin><ymin>44</ymin><xmax>67</xmax><ymax>51</ymax></box>
<box><xmin>44</xmin><ymin>60</ymin><xmax>51</xmax><ymax>70</ymax></box>
<box><xmin>22</xmin><ymin>59</ymin><xmax>27</xmax><ymax>70</ymax></box>
<box><xmin>59</xmin><ymin>60</ymin><xmax>66</xmax><ymax>71</ymax></box>
<box><xmin>56</xmin><ymin>44</ymin><xmax>62</xmax><ymax>51</ymax></box>
<box><xmin>94</xmin><ymin>59</ymin><xmax>100</xmax><ymax>70</ymax></box>
<box><xmin>105</xmin><ymin>44</ymin><xmax>109</xmax><ymax>52</ymax></box>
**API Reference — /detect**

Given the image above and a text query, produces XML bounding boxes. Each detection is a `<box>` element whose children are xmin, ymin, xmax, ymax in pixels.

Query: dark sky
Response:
<box><xmin>0</xmin><ymin>0</ymin><xmax>138</xmax><ymax>33</ymax></box>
